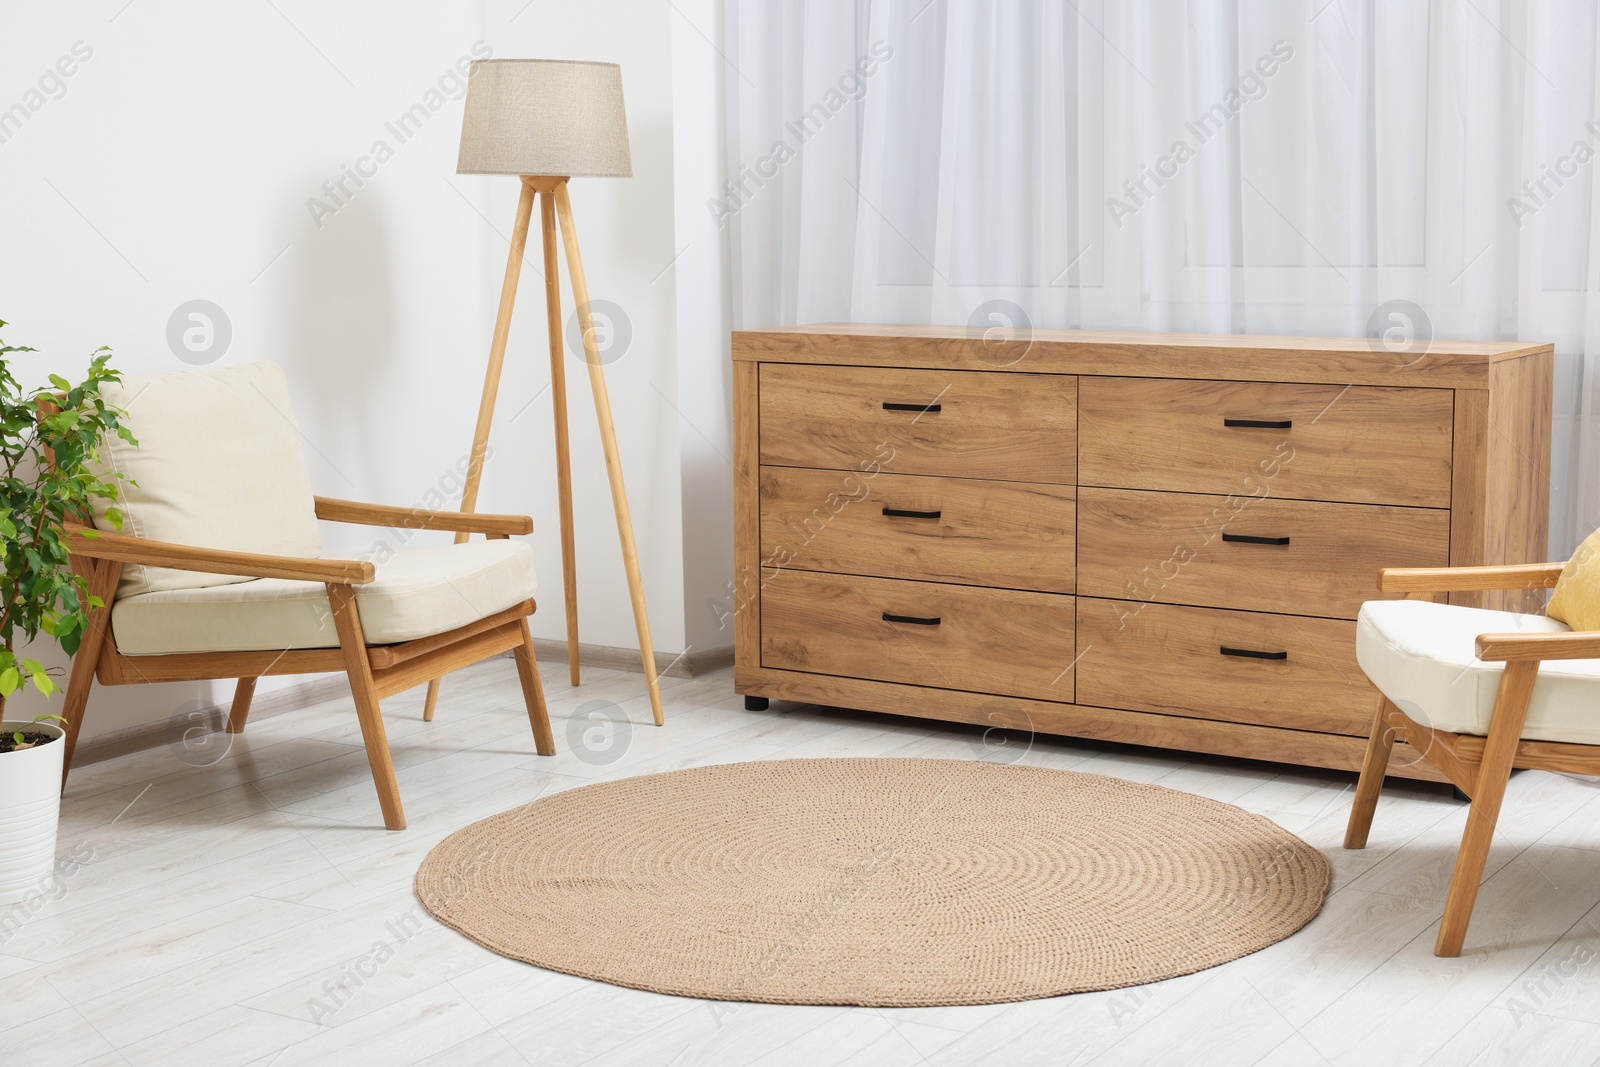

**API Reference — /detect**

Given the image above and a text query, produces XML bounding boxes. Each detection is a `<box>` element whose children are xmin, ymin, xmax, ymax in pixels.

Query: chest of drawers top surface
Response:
<box><xmin>733</xmin><ymin>323</ymin><xmax>1551</xmax><ymax>389</ymax></box>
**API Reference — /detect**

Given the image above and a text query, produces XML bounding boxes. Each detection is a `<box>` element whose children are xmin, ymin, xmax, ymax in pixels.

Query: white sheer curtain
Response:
<box><xmin>720</xmin><ymin>0</ymin><xmax>1600</xmax><ymax>557</ymax></box>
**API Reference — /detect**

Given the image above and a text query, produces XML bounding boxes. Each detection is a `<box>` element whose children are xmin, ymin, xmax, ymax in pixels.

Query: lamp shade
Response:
<box><xmin>457</xmin><ymin>59</ymin><xmax>632</xmax><ymax>178</ymax></box>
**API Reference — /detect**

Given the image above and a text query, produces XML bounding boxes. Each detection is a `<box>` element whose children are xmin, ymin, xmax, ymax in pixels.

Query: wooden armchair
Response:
<box><xmin>60</xmin><ymin>361</ymin><xmax>554</xmax><ymax>830</ymax></box>
<box><xmin>1343</xmin><ymin>560</ymin><xmax>1597</xmax><ymax>955</ymax></box>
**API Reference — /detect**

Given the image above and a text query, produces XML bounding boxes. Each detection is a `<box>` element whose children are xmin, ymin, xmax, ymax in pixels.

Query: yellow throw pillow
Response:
<box><xmin>1548</xmin><ymin>528</ymin><xmax>1600</xmax><ymax>631</ymax></box>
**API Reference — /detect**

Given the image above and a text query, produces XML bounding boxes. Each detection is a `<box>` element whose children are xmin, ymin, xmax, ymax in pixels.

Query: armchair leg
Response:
<box><xmin>422</xmin><ymin>677</ymin><xmax>441</xmax><ymax>722</ymax></box>
<box><xmin>327</xmin><ymin>584</ymin><xmax>406</xmax><ymax>831</ymax></box>
<box><xmin>226</xmin><ymin>678</ymin><xmax>258</xmax><ymax>734</ymax></box>
<box><xmin>58</xmin><ymin>658</ymin><xmax>96</xmax><ymax>793</ymax></box>
<box><xmin>513</xmin><ymin>619</ymin><xmax>556</xmax><ymax>756</ymax></box>
<box><xmin>1435</xmin><ymin>660</ymin><xmax>1538</xmax><ymax>957</ymax></box>
<box><xmin>1345</xmin><ymin>697</ymin><xmax>1399</xmax><ymax>850</ymax></box>
<box><xmin>59</xmin><ymin>557</ymin><xmax>121</xmax><ymax>790</ymax></box>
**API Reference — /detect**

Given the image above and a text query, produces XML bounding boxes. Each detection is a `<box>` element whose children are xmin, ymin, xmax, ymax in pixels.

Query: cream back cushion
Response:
<box><xmin>91</xmin><ymin>361</ymin><xmax>323</xmax><ymax>598</ymax></box>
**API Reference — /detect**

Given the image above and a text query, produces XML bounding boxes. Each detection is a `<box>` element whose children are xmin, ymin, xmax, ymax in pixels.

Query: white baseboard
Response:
<box><xmin>69</xmin><ymin>643</ymin><xmax>735</xmax><ymax>768</ymax></box>
<box><xmin>71</xmin><ymin>675</ymin><xmax>349</xmax><ymax>768</ymax></box>
<box><xmin>523</xmin><ymin>640</ymin><xmax>734</xmax><ymax>679</ymax></box>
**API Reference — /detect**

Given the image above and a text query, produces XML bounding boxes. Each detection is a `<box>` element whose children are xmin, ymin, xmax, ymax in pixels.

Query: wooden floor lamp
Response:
<box><xmin>424</xmin><ymin>58</ymin><xmax>663</xmax><ymax>726</ymax></box>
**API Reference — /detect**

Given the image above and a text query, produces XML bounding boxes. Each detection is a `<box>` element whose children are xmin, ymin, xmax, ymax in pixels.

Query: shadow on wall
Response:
<box><xmin>14</xmin><ymin>180</ymin><xmax>405</xmax><ymax>747</ymax></box>
<box><xmin>273</xmin><ymin>174</ymin><xmax>396</xmax><ymax>502</ymax></box>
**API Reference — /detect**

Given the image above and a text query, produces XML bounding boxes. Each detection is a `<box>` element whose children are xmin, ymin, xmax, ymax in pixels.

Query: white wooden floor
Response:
<box><xmin>7</xmin><ymin>657</ymin><xmax>1600</xmax><ymax>1066</ymax></box>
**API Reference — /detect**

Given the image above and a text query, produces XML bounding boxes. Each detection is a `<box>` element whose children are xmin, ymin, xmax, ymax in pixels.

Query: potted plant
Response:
<box><xmin>0</xmin><ymin>319</ymin><xmax>132</xmax><ymax>903</ymax></box>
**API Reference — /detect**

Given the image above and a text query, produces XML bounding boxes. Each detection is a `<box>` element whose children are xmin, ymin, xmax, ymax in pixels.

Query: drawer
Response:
<box><xmin>760</xmin><ymin>467</ymin><xmax>1075</xmax><ymax>593</ymax></box>
<box><xmin>761</xmin><ymin>571</ymin><xmax>1076</xmax><ymax>701</ymax></box>
<box><xmin>1076</xmin><ymin>488</ymin><xmax>1450</xmax><ymax>618</ymax></box>
<box><xmin>759</xmin><ymin>364</ymin><xmax>1076</xmax><ymax>484</ymax></box>
<box><xmin>1078</xmin><ymin>377</ymin><xmax>1453</xmax><ymax>507</ymax></box>
<box><xmin>1075</xmin><ymin>598</ymin><xmax>1374</xmax><ymax>735</ymax></box>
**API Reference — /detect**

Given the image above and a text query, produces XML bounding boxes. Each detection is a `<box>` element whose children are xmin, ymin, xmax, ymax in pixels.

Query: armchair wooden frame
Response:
<box><xmin>58</xmin><ymin>495</ymin><xmax>556</xmax><ymax>831</ymax></box>
<box><xmin>1344</xmin><ymin>560</ymin><xmax>1598</xmax><ymax>956</ymax></box>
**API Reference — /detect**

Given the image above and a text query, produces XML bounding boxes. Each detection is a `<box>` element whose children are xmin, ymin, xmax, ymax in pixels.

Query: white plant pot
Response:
<box><xmin>0</xmin><ymin>721</ymin><xmax>64</xmax><ymax>905</ymax></box>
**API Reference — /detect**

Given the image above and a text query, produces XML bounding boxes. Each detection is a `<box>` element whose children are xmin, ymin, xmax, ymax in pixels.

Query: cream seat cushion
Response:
<box><xmin>91</xmin><ymin>361</ymin><xmax>324</xmax><ymax>598</ymax></box>
<box><xmin>111</xmin><ymin>541</ymin><xmax>537</xmax><ymax>655</ymax></box>
<box><xmin>1356</xmin><ymin>599</ymin><xmax>1600</xmax><ymax>745</ymax></box>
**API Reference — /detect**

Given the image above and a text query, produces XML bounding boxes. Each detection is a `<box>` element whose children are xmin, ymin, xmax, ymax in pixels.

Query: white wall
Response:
<box><xmin>669</xmin><ymin>0</ymin><xmax>737</xmax><ymax>655</ymax></box>
<box><xmin>0</xmin><ymin>1</ymin><xmax>716</xmax><ymax>741</ymax></box>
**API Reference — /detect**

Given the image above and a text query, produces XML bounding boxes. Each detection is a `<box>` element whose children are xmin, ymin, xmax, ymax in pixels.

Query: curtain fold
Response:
<box><xmin>721</xmin><ymin>0</ymin><xmax>1600</xmax><ymax>556</ymax></box>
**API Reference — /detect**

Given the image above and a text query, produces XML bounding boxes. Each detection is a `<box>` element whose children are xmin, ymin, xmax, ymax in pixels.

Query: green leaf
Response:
<box><xmin>0</xmin><ymin>332</ymin><xmax>127</xmax><ymax>660</ymax></box>
<box><xmin>0</xmin><ymin>669</ymin><xmax>18</xmax><ymax>697</ymax></box>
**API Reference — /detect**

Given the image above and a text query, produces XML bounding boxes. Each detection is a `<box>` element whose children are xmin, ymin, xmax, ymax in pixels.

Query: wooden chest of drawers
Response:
<box><xmin>732</xmin><ymin>326</ymin><xmax>1553</xmax><ymax>780</ymax></box>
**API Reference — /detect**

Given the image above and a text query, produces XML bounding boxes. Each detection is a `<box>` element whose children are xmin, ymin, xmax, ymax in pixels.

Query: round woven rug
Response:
<box><xmin>416</xmin><ymin>758</ymin><xmax>1329</xmax><ymax>1006</ymax></box>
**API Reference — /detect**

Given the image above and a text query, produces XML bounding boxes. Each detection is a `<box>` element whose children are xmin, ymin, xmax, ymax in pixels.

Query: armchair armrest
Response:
<box><xmin>1476</xmin><ymin>630</ymin><xmax>1600</xmax><ymax>662</ymax></box>
<box><xmin>66</xmin><ymin>524</ymin><xmax>375</xmax><ymax>585</ymax></box>
<box><xmin>1378</xmin><ymin>563</ymin><xmax>1567</xmax><ymax>594</ymax></box>
<box><xmin>314</xmin><ymin>497</ymin><xmax>533</xmax><ymax>537</ymax></box>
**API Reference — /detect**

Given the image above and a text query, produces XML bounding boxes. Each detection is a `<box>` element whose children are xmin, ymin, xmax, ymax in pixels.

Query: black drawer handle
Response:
<box><xmin>1220</xmin><ymin>646</ymin><xmax>1288</xmax><ymax>660</ymax></box>
<box><xmin>882</xmin><ymin>507</ymin><xmax>942</xmax><ymax>520</ymax></box>
<box><xmin>883</xmin><ymin>612</ymin><xmax>941</xmax><ymax>626</ymax></box>
<box><xmin>882</xmin><ymin>401</ymin><xmax>941</xmax><ymax>413</ymax></box>
<box><xmin>1223</xmin><ymin>417</ymin><xmax>1292</xmax><ymax>429</ymax></box>
<box><xmin>1221</xmin><ymin>533</ymin><xmax>1292</xmax><ymax>546</ymax></box>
